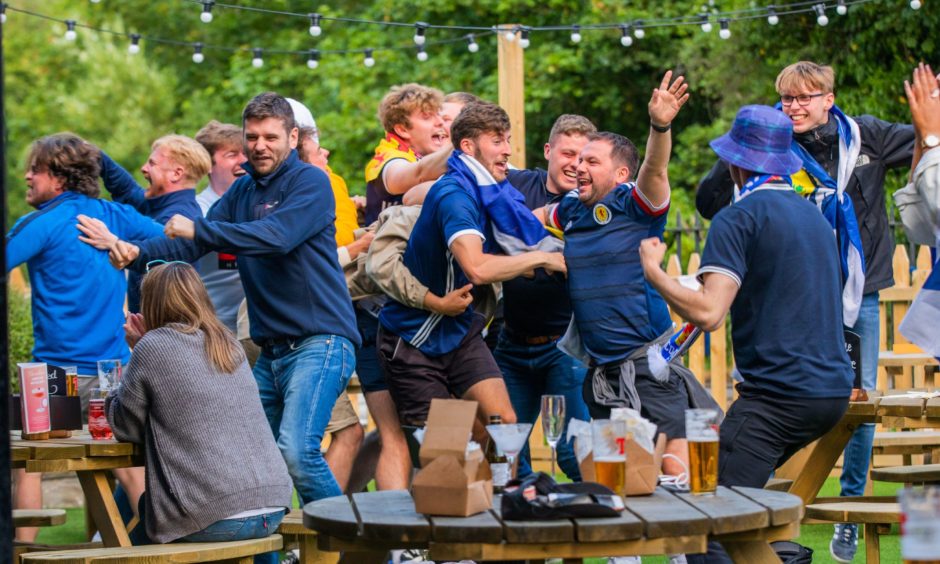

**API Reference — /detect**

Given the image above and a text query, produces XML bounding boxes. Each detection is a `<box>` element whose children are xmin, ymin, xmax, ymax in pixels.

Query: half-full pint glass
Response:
<box><xmin>686</xmin><ymin>408</ymin><xmax>719</xmax><ymax>495</ymax></box>
<box><xmin>592</xmin><ymin>419</ymin><xmax>626</xmax><ymax>496</ymax></box>
<box><xmin>900</xmin><ymin>487</ymin><xmax>940</xmax><ymax>563</ymax></box>
<box><xmin>88</xmin><ymin>387</ymin><xmax>113</xmax><ymax>440</ymax></box>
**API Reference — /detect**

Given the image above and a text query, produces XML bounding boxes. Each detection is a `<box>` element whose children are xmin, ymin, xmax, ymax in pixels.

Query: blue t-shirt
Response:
<box><xmin>698</xmin><ymin>187</ymin><xmax>854</xmax><ymax>398</ymax></box>
<box><xmin>6</xmin><ymin>192</ymin><xmax>165</xmax><ymax>374</ymax></box>
<box><xmin>549</xmin><ymin>183</ymin><xmax>672</xmax><ymax>365</ymax></box>
<box><xmin>379</xmin><ymin>175</ymin><xmax>491</xmax><ymax>356</ymax></box>
<box><xmin>503</xmin><ymin>168</ymin><xmax>572</xmax><ymax>337</ymax></box>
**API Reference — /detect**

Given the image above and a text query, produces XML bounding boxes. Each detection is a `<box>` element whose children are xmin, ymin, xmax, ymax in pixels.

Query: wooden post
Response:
<box><xmin>498</xmin><ymin>25</ymin><xmax>526</xmax><ymax>169</ymax></box>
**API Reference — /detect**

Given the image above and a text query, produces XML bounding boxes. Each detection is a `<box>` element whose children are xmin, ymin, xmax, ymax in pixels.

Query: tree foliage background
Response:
<box><xmin>3</xmin><ymin>0</ymin><xmax>933</xmax><ymax>234</ymax></box>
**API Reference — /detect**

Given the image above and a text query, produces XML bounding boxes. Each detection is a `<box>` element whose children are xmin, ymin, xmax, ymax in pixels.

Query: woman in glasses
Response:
<box><xmin>106</xmin><ymin>261</ymin><xmax>292</xmax><ymax>564</ymax></box>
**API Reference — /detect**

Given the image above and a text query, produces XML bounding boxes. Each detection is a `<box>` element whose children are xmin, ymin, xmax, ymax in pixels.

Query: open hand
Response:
<box><xmin>649</xmin><ymin>70</ymin><xmax>690</xmax><ymax>129</ymax></box>
<box><xmin>164</xmin><ymin>215</ymin><xmax>195</xmax><ymax>240</ymax></box>
<box><xmin>905</xmin><ymin>62</ymin><xmax>940</xmax><ymax>143</ymax></box>
<box><xmin>77</xmin><ymin>214</ymin><xmax>118</xmax><ymax>250</ymax></box>
<box><xmin>639</xmin><ymin>237</ymin><xmax>667</xmax><ymax>275</ymax></box>
<box><xmin>124</xmin><ymin>312</ymin><xmax>146</xmax><ymax>348</ymax></box>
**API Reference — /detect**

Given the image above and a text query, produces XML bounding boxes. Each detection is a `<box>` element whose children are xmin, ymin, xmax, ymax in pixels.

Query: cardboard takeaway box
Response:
<box><xmin>411</xmin><ymin>398</ymin><xmax>493</xmax><ymax>517</ymax></box>
<box><xmin>580</xmin><ymin>432</ymin><xmax>667</xmax><ymax>496</ymax></box>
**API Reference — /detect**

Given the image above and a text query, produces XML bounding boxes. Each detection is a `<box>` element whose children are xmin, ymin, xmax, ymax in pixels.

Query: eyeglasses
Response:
<box><xmin>780</xmin><ymin>93</ymin><xmax>826</xmax><ymax>106</ymax></box>
<box><xmin>145</xmin><ymin>259</ymin><xmax>190</xmax><ymax>272</ymax></box>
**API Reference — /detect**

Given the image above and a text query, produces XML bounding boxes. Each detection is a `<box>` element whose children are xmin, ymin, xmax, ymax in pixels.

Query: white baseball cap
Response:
<box><xmin>286</xmin><ymin>97</ymin><xmax>318</xmax><ymax>141</ymax></box>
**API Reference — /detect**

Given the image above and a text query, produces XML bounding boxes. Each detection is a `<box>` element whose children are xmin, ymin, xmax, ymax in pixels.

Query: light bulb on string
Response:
<box><xmin>308</xmin><ymin>13</ymin><xmax>322</xmax><ymax>36</ymax></box>
<box><xmin>200</xmin><ymin>1</ymin><xmax>213</xmax><ymax>24</ymax></box>
<box><xmin>767</xmin><ymin>6</ymin><xmax>779</xmax><ymax>25</ymax></box>
<box><xmin>633</xmin><ymin>21</ymin><xmax>645</xmax><ymax>39</ymax></box>
<box><xmin>252</xmin><ymin>48</ymin><xmax>263</xmax><ymax>68</ymax></box>
<box><xmin>90</xmin><ymin>0</ymin><xmax>101</xmax><ymax>3</ymax></box>
<box><xmin>128</xmin><ymin>33</ymin><xmax>141</xmax><ymax>54</ymax></box>
<box><xmin>414</xmin><ymin>22</ymin><xmax>427</xmax><ymax>45</ymax></box>
<box><xmin>307</xmin><ymin>50</ymin><xmax>319</xmax><ymax>69</ymax></box>
<box><xmin>416</xmin><ymin>45</ymin><xmax>428</xmax><ymax>61</ymax></box>
<box><xmin>64</xmin><ymin>20</ymin><xmax>77</xmax><ymax>41</ymax></box>
<box><xmin>836</xmin><ymin>0</ymin><xmax>848</xmax><ymax>15</ymax></box>
<box><xmin>570</xmin><ymin>25</ymin><xmax>582</xmax><ymax>43</ymax></box>
<box><xmin>3</xmin><ymin>3</ymin><xmax>9</xmax><ymax>25</ymax></box>
<box><xmin>700</xmin><ymin>14</ymin><xmax>712</xmax><ymax>33</ymax></box>
<box><xmin>911</xmin><ymin>0</ymin><xmax>922</xmax><ymax>9</ymax></box>
<box><xmin>363</xmin><ymin>49</ymin><xmax>375</xmax><ymax>68</ymax></box>
<box><xmin>466</xmin><ymin>34</ymin><xmax>479</xmax><ymax>53</ymax></box>
<box><xmin>814</xmin><ymin>4</ymin><xmax>828</xmax><ymax>26</ymax></box>
<box><xmin>719</xmin><ymin>19</ymin><xmax>731</xmax><ymax>39</ymax></box>
<box><xmin>519</xmin><ymin>28</ymin><xmax>530</xmax><ymax>49</ymax></box>
<box><xmin>619</xmin><ymin>25</ymin><xmax>633</xmax><ymax>47</ymax></box>
<box><xmin>504</xmin><ymin>25</ymin><xmax>518</xmax><ymax>42</ymax></box>
<box><xmin>192</xmin><ymin>42</ymin><xmax>204</xmax><ymax>64</ymax></box>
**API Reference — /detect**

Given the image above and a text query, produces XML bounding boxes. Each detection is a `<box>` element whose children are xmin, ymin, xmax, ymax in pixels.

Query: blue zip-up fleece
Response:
<box><xmin>100</xmin><ymin>151</ymin><xmax>202</xmax><ymax>312</ymax></box>
<box><xmin>6</xmin><ymin>192</ymin><xmax>165</xmax><ymax>374</ymax></box>
<box><xmin>132</xmin><ymin>150</ymin><xmax>361</xmax><ymax>348</ymax></box>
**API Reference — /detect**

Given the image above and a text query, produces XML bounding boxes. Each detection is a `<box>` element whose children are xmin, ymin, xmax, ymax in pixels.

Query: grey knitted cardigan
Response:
<box><xmin>106</xmin><ymin>325</ymin><xmax>293</xmax><ymax>543</ymax></box>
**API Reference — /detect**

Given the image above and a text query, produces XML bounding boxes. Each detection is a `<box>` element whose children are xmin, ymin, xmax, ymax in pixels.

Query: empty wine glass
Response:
<box><xmin>541</xmin><ymin>395</ymin><xmax>566</xmax><ymax>477</ymax></box>
<box><xmin>485</xmin><ymin>423</ymin><xmax>533</xmax><ymax>480</ymax></box>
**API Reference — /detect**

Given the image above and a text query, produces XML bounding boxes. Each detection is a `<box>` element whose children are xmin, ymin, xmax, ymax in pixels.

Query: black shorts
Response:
<box><xmin>354</xmin><ymin>305</ymin><xmax>388</xmax><ymax>393</ymax></box>
<box><xmin>377</xmin><ymin>314</ymin><xmax>503</xmax><ymax>425</ymax></box>
<box><xmin>582</xmin><ymin>356</ymin><xmax>690</xmax><ymax>439</ymax></box>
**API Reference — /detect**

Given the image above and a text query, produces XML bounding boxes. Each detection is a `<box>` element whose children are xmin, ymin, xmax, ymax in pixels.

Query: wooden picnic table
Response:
<box><xmin>303</xmin><ymin>487</ymin><xmax>803</xmax><ymax>563</ymax></box>
<box><xmin>11</xmin><ymin>430</ymin><xmax>144</xmax><ymax>548</ymax></box>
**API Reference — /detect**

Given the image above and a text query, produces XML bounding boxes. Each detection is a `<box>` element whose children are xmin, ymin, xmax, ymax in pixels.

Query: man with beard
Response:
<box><xmin>82</xmin><ymin>92</ymin><xmax>360</xmax><ymax>504</ymax></box>
<box><xmin>377</xmin><ymin>101</ymin><xmax>567</xmax><ymax>433</ymax></box>
<box><xmin>98</xmin><ymin>136</ymin><xmax>207</xmax><ymax>312</ymax></box>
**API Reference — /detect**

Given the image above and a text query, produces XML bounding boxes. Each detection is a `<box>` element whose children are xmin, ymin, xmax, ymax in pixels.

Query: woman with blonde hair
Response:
<box><xmin>107</xmin><ymin>261</ymin><xmax>292</xmax><ymax>563</ymax></box>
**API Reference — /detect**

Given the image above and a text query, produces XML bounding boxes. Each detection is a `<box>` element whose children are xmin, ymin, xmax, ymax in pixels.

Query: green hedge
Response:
<box><xmin>9</xmin><ymin>289</ymin><xmax>34</xmax><ymax>391</ymax></box>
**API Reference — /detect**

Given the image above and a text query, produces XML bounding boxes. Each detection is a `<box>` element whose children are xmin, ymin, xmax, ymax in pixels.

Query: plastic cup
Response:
<box><xmin>899</xmin><ymin>487</ymin><xmax>940</xmax><ymax>562</ymax></box>
<box><xmin>88</xmin><ymin>387</ymin><xmax>113</xmax><ymax>440</ymax></box>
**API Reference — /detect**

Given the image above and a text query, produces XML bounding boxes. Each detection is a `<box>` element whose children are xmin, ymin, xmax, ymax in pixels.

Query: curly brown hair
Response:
<box><xmin>27</xmin><ymin>133</ymin><xmax>101</xmax><ymax>197</ymax></box>
<box><xmin>378</xmin><ymin>83</ymin><xmax>444</xmax><ymax>133</ymax></box>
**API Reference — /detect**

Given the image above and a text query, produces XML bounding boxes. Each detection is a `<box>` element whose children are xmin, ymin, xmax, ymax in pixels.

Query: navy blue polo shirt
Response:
<box><xmin>503</xmin><ymin>168</ymin><xmax>572</xmax><ymax>337</ymax></box>
<box><xmin>699</xmin><ymin>186</ymin><xmax>853</xmax><ymax>398</ymax></box>
<box><xmin>379</xmin><ymin>174</ymin><xmax>493</xmax><ymax>356</ymax></box>
<box><xmin>549</xmin><ymin>183</ymin><xmax>672</xmax><ymax>365</ymax></box>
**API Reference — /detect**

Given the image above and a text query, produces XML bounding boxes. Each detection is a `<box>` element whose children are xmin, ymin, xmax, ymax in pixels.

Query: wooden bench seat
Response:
<box><xmin>870</xmin><ymin>463</ymin><xmax>940</xmax><ymax>484</ymax></box>
<box><xmin>277</xmin><ymin>510</ymin><xmax>336</xmax><ymax>564</ymax></box>
<box><xmin>21</xmin><ymin>534</ymin><xmax>282</xmax><ymax>564</ymax></box>
<box><xmin>13</xmin><ymin>509</ymin><xmax>67</xmax><ymax>528</ymax></box>
<box><xmin>805</xmin><ymin>503</ymin><xmax>900</xmax><ymax>564</ymax></box>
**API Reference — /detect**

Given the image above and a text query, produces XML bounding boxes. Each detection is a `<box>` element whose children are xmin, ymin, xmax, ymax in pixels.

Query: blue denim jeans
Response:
<box><xmin>115</xmin><ymin>490</ymin><xmax>285</xmax><ymax>564</ymax></box>
<box><xmin>254</xmin><ymin>335</ymin><xmax>355</xmax><ymax>504</ymax></box>
<box><xmin>840</xmin><ymin>292</ymin><xmax>879</xmax><ymax>497</ymax></box>
<box><xmin>493</xmin><ymin>331</ymin><xmax>589</xmax><ymax>481</ymax></box>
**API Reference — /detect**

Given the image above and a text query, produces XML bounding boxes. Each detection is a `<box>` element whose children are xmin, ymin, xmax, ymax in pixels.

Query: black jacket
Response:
<box><xmin>696</xmin><ymin>115</ymin><xmax>914</xmax><ymax>294</ymax></box>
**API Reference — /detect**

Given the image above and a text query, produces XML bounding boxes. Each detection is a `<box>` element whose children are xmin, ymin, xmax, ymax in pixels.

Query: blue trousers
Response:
<box><xmin>493</xmin><ymin>331</ymin><xmax>589</xmax><ymax>481</ymax></box>
<box><xmin>840</xmin><ymin>292</ymin><xmax>879</xmax><ymax>497</ymax></box>
<box><xmin>254</xmin><ymin>335</ymin><xmax>355</xmax><ymax>504</ymax></box>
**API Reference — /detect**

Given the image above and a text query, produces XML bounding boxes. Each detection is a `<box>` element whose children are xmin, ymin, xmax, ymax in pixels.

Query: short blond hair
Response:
<box><xmin>775</xmin><ymin>61</ymin><xmax>835</xmax><ymax>95</ymax></box>
<box><xmin>151</xmin><ymin>135</ymin><xmax>212</xmax><ymax>184</ymax></box>
<box><xmin>549</xmin><ymin>114</ymin><xmax>597</xmax><ymax>144</ymax></box>
<box><xmin>378</xmin><ymin>83</ymin><xmax>444</xmax><ymax>133</ymax></box>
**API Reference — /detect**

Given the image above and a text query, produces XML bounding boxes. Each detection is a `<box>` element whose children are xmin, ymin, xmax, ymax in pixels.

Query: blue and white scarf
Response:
<box><xmin>733</xmin><ymin>174</ymin><xmax>793</xmax><ymax>202</ymax></box>
<box><xmin>901</xmin><ymin>248</ymin><xmax>940</xmax><ymax>359</ymax></box>
<box><xmin>781</xmin><ymin>104</ymin><xmax>867</xmax><ymax>328</ymax></box>
<box><xmin>446</xmin><ymin>151</ymin><xmax>563</xmax><ymax>254</ymax></box>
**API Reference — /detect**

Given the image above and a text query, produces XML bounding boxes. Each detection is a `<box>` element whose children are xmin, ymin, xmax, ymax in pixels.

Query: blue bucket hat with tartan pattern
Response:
<box><xmin>709</xmin><ymin>105</ymin><xmax>803</xmax><ymax>177</ymax></box>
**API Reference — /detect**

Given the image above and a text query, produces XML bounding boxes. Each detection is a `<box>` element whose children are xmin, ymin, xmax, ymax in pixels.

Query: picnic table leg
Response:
<box><xmin>722</xmin><ymin>540</ymin><xmax>781</xmax><ymax>563</ymax></box>
<box><xmin>303</xmin><ymin>533</ymin><xmax>339</xmax><ymax>564</ymax></box>
<box><xmin>785</xmin><ymin>420</ymin><xmax>858</xmax><ymax>505</ymax></box>
<box><xmin>76</xmin><ymin>470</ymin><xmax>132</xmax><ymax>547</ymax></box>
<box><xmin>864</xmin><ymin>523</ymin><xmax>881</xmax><ymax>564</ymax></box>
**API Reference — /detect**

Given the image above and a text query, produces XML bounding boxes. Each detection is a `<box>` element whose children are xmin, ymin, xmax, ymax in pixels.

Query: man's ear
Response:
<box><xmin>616</xmin><ymin>166</ymin><xmax>631</xmax><ymax>184</ymax></box>
<box><xmin>289</xmin><ymin>127</ymin><xmax>299</xmax><ymax>150</ymax></box>
<box><xmin>392</xmin><ymin>122</ymin><xmax>411</xmax><ymax>140</ymax></box>
<box><xmin>459</xmin><ymin>137</ymin><xmax>476</xmax><ymax>155</ymax></box>
<box><xmin>823</xmin><ymin>92</ymin><xmax>835</xmax><ymax>112</ymax></box>
<box><xmin>543</xmin><ymin>142</ymin><xmax>552</xmax><ymax>162</ymax></box>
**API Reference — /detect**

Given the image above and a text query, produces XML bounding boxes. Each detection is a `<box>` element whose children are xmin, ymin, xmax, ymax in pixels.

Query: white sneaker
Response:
<box><xmin>607</xmin><ymin>558</ymin><xmax>642</xmax><ymax>564</ymax></box>
<box><xmin>668</xmin><ymin>555</ymin><xmax>688</xmax><ymax>564</ymax></box>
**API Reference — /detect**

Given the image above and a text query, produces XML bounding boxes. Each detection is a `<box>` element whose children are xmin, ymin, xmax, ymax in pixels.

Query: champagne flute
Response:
<box><xmin>540</xmin><ymin>395</ymin><xmax>566</xmax><ymax>478</ymax></box>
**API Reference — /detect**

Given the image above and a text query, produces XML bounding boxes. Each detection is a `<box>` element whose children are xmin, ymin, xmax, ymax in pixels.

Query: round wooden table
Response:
<box><xmin>303</xmin><ymin>486</ymin><xmax>803</xmax><ymax>563</ymax></box>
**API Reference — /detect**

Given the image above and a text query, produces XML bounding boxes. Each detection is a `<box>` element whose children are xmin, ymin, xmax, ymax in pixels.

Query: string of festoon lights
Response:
<box><xmin>0</xmin><ymin>0</ymin><xmax>922</xmax><ymax>68</ymax></box>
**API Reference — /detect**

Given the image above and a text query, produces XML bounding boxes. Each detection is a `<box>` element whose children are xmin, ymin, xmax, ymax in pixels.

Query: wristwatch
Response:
<box><xmin>923</xmin><ymin>133</ymin><xmax>940</xmax><ymax>149</ymax></box>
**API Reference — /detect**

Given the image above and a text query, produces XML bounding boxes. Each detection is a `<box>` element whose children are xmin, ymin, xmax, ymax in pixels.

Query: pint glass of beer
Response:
<box><xmin>591</xmin><ymin>419</ymin><xmax>626</xmax><ymax>496</ymax></box>
<box><xmin>899</xmin><ymin>487</ymin><xmax>940</xmax><ymax>563</ymax></box>
<box><xmin>685</xmin><ymin>408</ymin><xmax>719</xmax><ymax>495</ymax></box>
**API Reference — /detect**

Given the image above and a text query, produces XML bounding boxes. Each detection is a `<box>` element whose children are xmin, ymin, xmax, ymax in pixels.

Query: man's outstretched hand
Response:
<box><xmin>649</xmin><ymin>70</ymin><xmax>690</xmax><ymax>129</ymax></box>
<box><xmin>77</xmin><ymin>214</ymin><xmax>118</xmax><ymax>250</ymax></box>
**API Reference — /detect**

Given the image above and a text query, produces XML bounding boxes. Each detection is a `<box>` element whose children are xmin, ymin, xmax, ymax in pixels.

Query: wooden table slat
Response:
<box><xmin>677</xmin><ymin>487</ymin><xmax>769</xmax><ymax>535</ymax></box>
<box><xmin>846</xmin><ymin>395</ymin><xmax>883</xmax><ymax>417</ymax></box>
<box><xmin>12</xmin><ymin>441</ymin><xmax>87</xmax><ymax>460</ymax></box>
<box><xmin>878</xmin><ymin>395</ymin><xmax>927</xmax><ymax>417</ymax></box>
<box><xmin>484</xmin><ymin>493</ymin><xmax>575</xmax><ymax>544</ymax></box>
<box><xmin>303</xmin><ymin>495</ymin><xmax>360</xmax><ymax>540</ymax></box>
<box><xmin>622</xmin><ymin>488</ymin><xmax>710</xmax><ymax>538</ymax></box>
<box><xmin>731</xmin><ymin>486</ymin><xmax>803</xmax><ymax>527</ymax></box>
<box><xmin>351</xmin><ymin>490</ymin><xmax>431</xmax><ymax>543</ymax></box>
<box><xmin>926</xmin><ymin>397</ymin><xmax>940</xmax><ymax>419</ymax></box>
<box><xmin>870</xmin><ymin>464</ymin><xmax>940</xmax><ymax>483</ymax></box>
<box><xmin>430</xmin><ymin>510</ymin><xmax>504</xmax><ymax>544</ymax></box>
<box><xmin>570</xmin><ymin>507</ymin><xmax>645</xmax><ymax>543</ymax></box>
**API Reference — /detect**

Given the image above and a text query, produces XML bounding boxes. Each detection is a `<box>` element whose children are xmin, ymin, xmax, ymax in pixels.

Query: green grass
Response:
<box><xmin>34</xmin><ymin>478</ymin><xmax>904</xmax><ymax>562</ymax></box>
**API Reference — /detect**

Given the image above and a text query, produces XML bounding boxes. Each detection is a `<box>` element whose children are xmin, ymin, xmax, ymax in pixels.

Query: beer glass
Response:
<box><xmin>899</xmin><ymin>487</ymin><xmax>940</xmax><ymax>563</ymax></box>
<box><xmin>591</xmin><ymin>419</ymin><xmax>626</xmax><ymax>496</ymax></box>
<box><xmin>685</xmin><ymin>409</ymin><xmax>719</xmax><ymax>494</ymax></box>
<box><xmin>88</xmin><ymin>387</ymin><xmax>113</xmax><ymax>440</ymax></box>
<box><xmin>97</xmin><ymin>359</ymin><xmax>122</xmax><ymax>391</ymax></box>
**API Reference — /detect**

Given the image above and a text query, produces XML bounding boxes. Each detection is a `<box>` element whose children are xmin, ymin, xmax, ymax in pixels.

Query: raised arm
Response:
<box><xmin>636</xmin><ymin>71</ymin><xmax>690</xmax><ymax>209</ymax></box>
<box><xmin>906</xmin><ymin>63</ymin><xmax>940</xmax><ymax>173</ymax></box>
<box><xmin>100</xmin><ymin>151</ymin><xmax>148</xmax><ymax>212</ymax></box>
<box><xmin>383</xmin><ymin>146</ymin><xmax>451</xmax><ymax>196</ymax></box>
